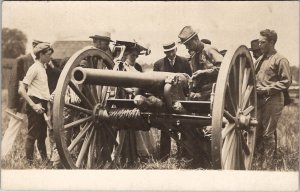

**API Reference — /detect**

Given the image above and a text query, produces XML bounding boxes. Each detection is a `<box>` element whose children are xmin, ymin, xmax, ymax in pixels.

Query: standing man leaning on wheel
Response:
<box><xmin>255</xmin><ymin>29</ymin><xmax>292</xmax><ymax>162</ymax></box>
<box><xmin>18</xmin><ymin>43</ymin><xmax>54</xmax><ymax>164</ymax></box>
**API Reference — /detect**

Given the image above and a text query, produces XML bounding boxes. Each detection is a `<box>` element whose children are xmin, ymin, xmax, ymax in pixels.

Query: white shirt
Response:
<box><xmin>22</xmin><ymin>60</ymin><xmax>50</xmax><ymax>101</ymax></box>
<box><xmin>123</xmin><ymin>61</ymin><xmax>138</xmax><ymax>72</ymax></box>
<box><xmin>30</xmin><ymin>52</ymin><xmax>36</xmax><ymax>61</ymax></box>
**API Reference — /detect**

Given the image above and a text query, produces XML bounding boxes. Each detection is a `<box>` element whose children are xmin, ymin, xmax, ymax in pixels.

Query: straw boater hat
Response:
<box><xmin>89</xmin><ymin>31</ymin><xmax>113</xmax><ymax>42</ymax></box>
<box><xmin>163</xmin><ymin>42</ymin><xmax>177</xmax><ymax>52</ymax></box>
<box><xmin>178</xmin><ymin>26</ymin><xmax>198</xmax><ymax>44</ymax></box>
<box><xmin>249</xmin><ymin>39</ymin><xmax>260</xmax><ymax>51</ymax></box>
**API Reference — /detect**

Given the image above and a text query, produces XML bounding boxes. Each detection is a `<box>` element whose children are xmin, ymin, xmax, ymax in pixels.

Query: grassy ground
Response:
<box><xmin>1</xmin><ymin>89</ymin><xmax>299</xmax><ymax>170</ymax></box>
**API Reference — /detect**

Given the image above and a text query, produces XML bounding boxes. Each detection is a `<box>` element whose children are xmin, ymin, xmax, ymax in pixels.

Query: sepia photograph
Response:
<box><xmin>1</xmin><ymin>1</ymin><xmax>299</xmax><ymax>191</ymax></box>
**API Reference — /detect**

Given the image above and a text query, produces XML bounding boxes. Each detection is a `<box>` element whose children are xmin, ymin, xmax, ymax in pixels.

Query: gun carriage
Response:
<box><xmin>52</xmin><ymin>44</ymin><xmax>258</xmax><ymax>170</ymax></box>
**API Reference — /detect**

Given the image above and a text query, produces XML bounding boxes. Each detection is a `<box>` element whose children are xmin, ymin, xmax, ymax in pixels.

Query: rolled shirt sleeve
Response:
<box><xmin>22</xmin><ymin>65</ymin><xmax>37</xmax><ymax>86</ymax></box>
<box><xmin>256</xmin><ymin>53</ymin><xmax>292</xmax><ymax>96</ymax></box>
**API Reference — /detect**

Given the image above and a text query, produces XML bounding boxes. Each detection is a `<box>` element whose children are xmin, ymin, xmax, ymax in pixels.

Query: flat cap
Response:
<box><xmin>33</xmin><ymin>42</ymin><xmax>54</xmax><ymax>56</ymax></box>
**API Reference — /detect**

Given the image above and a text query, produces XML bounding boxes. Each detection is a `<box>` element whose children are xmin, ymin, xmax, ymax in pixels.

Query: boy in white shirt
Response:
<box><xmin>18</xmin><ymin>42</ymin><xmax>54</xmax><ymax>164</ymax></box>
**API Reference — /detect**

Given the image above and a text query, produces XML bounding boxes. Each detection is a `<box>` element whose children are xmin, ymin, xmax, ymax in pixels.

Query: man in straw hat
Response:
<box><xmin>18</xmin><ymin>42</ymin><xmax>54</xmax><ymax>164</ymax></box>
<box><xmin>178</xmin><ymin>26</ymin><xmax>223</xmax><ymax>101</ymax></box>
<box><xmin>2</xmin><ymin>40</ymin><xmax>45</xmax><ymax>160</ymax></box>
<box><xmin>153</xmin><ymin>42</ymin><xmax>192</xmax><ymax>160</ymax></box>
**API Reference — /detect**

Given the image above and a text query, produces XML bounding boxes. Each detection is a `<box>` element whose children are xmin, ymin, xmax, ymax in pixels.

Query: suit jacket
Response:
<box><xmin>8</xmin><ymin>53</ymin><xmax>35</xmax><ymax>112</ymax></box>
<box><xmin>153</xmin><ymin>55</ymin><xmax>192</xmax><ymax>76</ymax></box>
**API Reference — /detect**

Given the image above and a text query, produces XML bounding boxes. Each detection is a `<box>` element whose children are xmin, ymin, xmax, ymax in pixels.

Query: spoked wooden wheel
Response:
<box><xmin>211</xmin><ymin>45</ymin><xmax>258</xmax><ymax>170</ymax></box>
<box><xmin>53</xmin><ymin>46</ymin><xmax>116</xmax><ymax>169</ymax></box>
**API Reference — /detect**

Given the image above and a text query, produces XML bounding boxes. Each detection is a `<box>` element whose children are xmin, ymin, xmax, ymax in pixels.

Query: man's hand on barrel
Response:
<box><xmin>191</xmin><ymin>69</ymin><xmax>214</xmax><ymax>79</ymax></box>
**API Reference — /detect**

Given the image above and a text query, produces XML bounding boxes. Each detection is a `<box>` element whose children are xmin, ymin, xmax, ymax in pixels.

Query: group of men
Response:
<box><xmin>4</xmin><ymin>25</ymin><xmax>292</xmax><ymax>169</ymax></box>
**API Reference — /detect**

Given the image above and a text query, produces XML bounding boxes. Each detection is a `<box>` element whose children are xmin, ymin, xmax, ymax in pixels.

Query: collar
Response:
<box><xmin>31</xmin><ymin>52</ymin><xmax>36</xmax><ymax>61</ymax></box>
<box><xmin>167</xmin><ymin>56</ymin><xmax>176</xmax><ymax>62</ymax></box>
<box><xmin>263</xmin><ymin>49</ymin><xmax>277</xmax><ymax>59</ymax></box>
<box><xmin>36</xmin><ymin>60</ymin><xmax>47</xmax><ymax>69</ymax></box>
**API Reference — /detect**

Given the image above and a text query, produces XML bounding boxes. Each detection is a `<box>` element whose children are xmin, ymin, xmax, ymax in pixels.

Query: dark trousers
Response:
<box><xmin>159</xmin><ymin>130</ymin><xmax>181</xmax><ymax>160</ymax></box>
<box><xmin>25</xmin><ymin>96</ymin><xmax>48</xmax><ymax>163</ymax></box>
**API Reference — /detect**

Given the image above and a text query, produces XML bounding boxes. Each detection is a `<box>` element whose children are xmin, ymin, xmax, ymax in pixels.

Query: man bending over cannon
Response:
<box><xmin>178</xmin><ymin>26</ymin><xmax>223</xmax><ymax>101</ymax></box>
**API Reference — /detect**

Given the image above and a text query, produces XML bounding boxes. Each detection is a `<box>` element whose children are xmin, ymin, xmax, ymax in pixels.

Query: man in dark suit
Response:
<box><xmin>2</xmin><ymin>40</ymin><xmax>45</xmax><ymax>159</ymax></box>
<box><xmin>153</xmin><ymin>42</ymin><xmax>192</xmax><ymax>160</ymax></box>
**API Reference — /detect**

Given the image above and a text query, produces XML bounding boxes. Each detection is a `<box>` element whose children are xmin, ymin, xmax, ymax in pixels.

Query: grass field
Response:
<box><xmin>1</xmin><ymin>89</ymin><xmax>298</xmax><ymax>170</ymax></box>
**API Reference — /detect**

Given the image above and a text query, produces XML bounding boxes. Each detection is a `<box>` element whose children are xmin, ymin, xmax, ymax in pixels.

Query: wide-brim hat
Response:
<box><xmin>33</xmin><ymin>42</ymin><xmax>54</xmax><ymax>56</ymax></box>
<box><xmin>115</xmin><ymin>40</ymin><xmax>151</xmax><ymax>56</ymax></box>
<box><xmin>89</xmin><ymin>31</ymin><xmax>113</xmax><ymax>42</ymax></box>
<box><xmin>178</xmin><ymin>26</ymin><xmax>198</xmax><ymax>44</ymax></box>
<box><xmin>163</xmin><ymin>42</ymin><xmax>177</xmax><ymax>52</ymax></box>
<box><xmin>249</xmin><ymin>39</ymin><xmax>260</xmax><ymax>51</ymax></box>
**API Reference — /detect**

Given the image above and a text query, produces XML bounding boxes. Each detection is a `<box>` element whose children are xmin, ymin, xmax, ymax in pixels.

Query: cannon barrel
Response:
<box><xmin>72</xmin><ymin>67</ymin><xmax>189</xmax><ymax>91</ymax></box>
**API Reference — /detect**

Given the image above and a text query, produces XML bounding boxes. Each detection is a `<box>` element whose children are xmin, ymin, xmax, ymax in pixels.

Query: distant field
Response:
<box><xmin>1</xmin><ymin>89</ymin><xmax>298</xmax><ymax>170</ymax></box>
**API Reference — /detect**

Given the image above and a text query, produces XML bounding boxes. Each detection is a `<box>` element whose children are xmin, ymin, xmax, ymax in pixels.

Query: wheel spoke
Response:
<box><xmin>65</xmin><ymin>103</ymin><xmax>93</xmax><ymax>115</ymax></box>
<box><xmin>69</xmin><ymin>81</ymin><xmax>93</xmax><ymax>109</ymax></box>
<box><xmin>243</xmin><ymin>105</ymin><xmax>254</xmax><ymax>116</ymax></box>
<box><xmin>230</xmin><ymin>66</ymin><xmax>239</xmax><ymax>106</ymax></box>
<box><xmin>68</xmin><ymin>121</ymin><xmax>93</xmax><ymax>151</ymax></box>
<box><xmin>242</xmin><ymin>68</ymin><xmax>250</xmax><ymax>96</ymax></box>
<box><xmin>223</xmin><ymin>110</ymin><xmax>235</xmax><ymax>123</ymax></box>
<box><xmin>75</xmin><ymin>126</ymin><xmax>95</xmax><ymax>168</ymax></box>
<box><xmin>239</xmin><ymin>56</ymin><xmax>246</xmax><ymax>107</ymax></box>
<box><xmin>238</xmin><ymin>132</ymin><xmax>246</xmax><ymax>170</ymax></box>
<box><xmin>90</xmin><ymin>85</ymin><xmax>100</xmax><ymax>103</ymax></box>
<box><xmin>227</xmin><ymin>132</ymin><xmax>238</xmax><ymax>169</ymax></box>
<box><xmin>87</xmin><ymin>129</ymin><xmax>97</xmax><ymax>169</ymax></box>
<box><xmin>221</xmin><ymin>129</ymin><xmax>235</xmax><ymax>168</ymax></box>
<box><xmin>226</xmin><ymin>83</ymin><xmax>237</xmax><ymax>114</ymax></box>
<box><xmin>100</xmin><ymin>86</ymin><xmax>109</xmax><ymax>105</ymax></box>
<box><xmin>82</xmin><ymin>85</ymin><xmax>97</xmax><ymax>105</ymax></box>
<box><xmin>241</xmin><ymin>85</ymin><xmax>253</xmax><ymax>110</ymax></box>
<box><xmin>222</xmin><ymin>123</ymin><xmax>235</xmax><ymax>140</ymax></box>
<box><xmin>240</xmin><ymin>132</ymin><xmax>250</xmax><ymax>156</ymax></box>
<box><xmin>64</xmin><ymin>116</ymin><xmax>93</xmax><ymax>130</ymax></box>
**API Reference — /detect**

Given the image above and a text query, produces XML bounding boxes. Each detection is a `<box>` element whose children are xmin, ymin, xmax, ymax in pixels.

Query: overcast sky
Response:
<box><xmin>2</xmin><ymin>1</ymin><xmax>299</xmax><ymax>66</ymax></box>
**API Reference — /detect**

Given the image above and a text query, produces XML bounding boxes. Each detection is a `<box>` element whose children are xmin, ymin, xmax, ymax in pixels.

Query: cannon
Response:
<box><xmin>53</xmin><ymin>45</ymin><xmax>258</xmax><ymax>170</ymax></box>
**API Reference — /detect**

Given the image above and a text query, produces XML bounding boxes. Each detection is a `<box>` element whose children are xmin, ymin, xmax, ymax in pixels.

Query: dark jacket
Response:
<box><xmin>153</xmin><ymin>55</ymin><xmax>192</xmax><ymax>76</ymax></box>
<box><xmin>8</xmin><ymin>53</ymin><xmax>35</xmax><ymax>112</ymax></box>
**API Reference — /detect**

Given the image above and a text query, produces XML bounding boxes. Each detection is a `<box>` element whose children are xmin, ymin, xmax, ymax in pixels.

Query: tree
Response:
<box><xmin>2</xmin><ymin>28</ymin><xmax>27</xmax><ymax>58</ymax></box>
